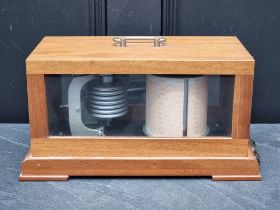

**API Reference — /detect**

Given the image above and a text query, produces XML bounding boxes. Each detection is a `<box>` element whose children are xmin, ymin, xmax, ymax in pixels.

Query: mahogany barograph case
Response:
<box><xmin>20</xmin><ymin>36</ymin><xmax>261</xmax><ymax>181</ymax></box>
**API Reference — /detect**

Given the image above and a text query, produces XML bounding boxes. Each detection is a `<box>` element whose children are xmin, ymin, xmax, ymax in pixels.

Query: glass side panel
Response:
<box><xmin>45</xmin><ymin>74</ymin><xmax>234</xmax><ymax>137</ymax></box>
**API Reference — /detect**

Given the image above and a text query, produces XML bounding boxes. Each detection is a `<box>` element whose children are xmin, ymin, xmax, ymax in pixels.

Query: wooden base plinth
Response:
<box><xmin>19</xmin><ymin>145</ymin><xmax>261</xmax><ymax>181</ymax></box>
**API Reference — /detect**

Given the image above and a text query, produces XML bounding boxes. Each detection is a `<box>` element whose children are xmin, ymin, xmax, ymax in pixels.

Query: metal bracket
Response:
<box><xmin>68</xmin><ymin>75</ymin><xmax>104</xmax><ymax>136</ymax></box>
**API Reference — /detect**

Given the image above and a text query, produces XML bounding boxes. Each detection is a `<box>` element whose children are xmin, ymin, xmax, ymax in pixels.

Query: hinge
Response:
<box><xmin>250</xmin><ymin>139</ymin><xmax>261</xmax><ymax>165</ymax></box>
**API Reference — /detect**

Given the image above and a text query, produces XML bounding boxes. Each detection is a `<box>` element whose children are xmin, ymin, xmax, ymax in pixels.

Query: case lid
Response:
<box><xmin>26</xmin><ymin>36</ymin><xmax>254</xmax><ymax>75</ymax></box>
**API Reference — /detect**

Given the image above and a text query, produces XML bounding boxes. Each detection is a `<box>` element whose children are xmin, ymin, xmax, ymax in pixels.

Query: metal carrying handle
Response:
<box><xmin>113</xmin><ymin>36</ymin><xmax>166</xmax><ymax>47</ymax></box>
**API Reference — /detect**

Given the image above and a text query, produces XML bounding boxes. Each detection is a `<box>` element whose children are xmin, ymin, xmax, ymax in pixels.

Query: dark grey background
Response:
<box><xmin>0</xmin><ymin>0</ymin><xmax>279</xmax><ymax>123</ymax></box>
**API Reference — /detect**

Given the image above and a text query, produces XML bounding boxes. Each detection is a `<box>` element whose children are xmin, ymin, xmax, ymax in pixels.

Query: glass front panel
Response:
<box><xmin>45</xmin><ymin>74</ymin><xmax>234</xmax><ymax>137</ymax></box>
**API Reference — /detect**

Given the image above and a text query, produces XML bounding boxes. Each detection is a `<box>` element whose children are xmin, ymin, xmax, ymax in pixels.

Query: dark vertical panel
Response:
<box><xmin>177</xmin><ymin>0</ymin><xmax>280</xmax><ymax>123</ymax></box>
<box><xmin>107</xmin><ymin>0</ymin><xmax>161</xmax><ymax>36</ymax></box>
<box><xmin>90</xmin><ymin>0</ymin><xmax>107</xmax><ymax>35</ymax></box>
<box><xmin>0</xmin><ymin>0</ymin><xmax>90</xmax><ymax>123</ymax></box>
<box><xmin>161</xmin><ymin>0</ymin><xmax>178</xmax><ymax>35</ymax></box>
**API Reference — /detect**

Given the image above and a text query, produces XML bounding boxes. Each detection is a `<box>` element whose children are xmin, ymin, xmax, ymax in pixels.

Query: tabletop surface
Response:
<box><xmin>0</xmin><ymin>123</ymin><xmax>279</xmax><ymax>210</ymax></box>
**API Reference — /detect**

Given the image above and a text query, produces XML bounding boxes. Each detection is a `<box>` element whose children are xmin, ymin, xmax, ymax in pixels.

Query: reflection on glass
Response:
<box><xmin>46</xmin><ymin>74</ymin><xmax>233</xmax><ymax>137</ymax></box>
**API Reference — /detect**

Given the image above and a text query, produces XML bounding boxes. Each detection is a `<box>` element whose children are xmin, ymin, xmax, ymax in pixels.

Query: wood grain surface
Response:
<box><xmin>20</xmin><ymin>146</ymin><xmax>260</xmax><ymax>181</ymax></box>
<box><xmin>26</xmin><ymin>36</ymin><xmax>254</xmax><ymax>75</ymax></box>
<box><xmin>31</xmin><ymin>138</ymin><xmax>248</xmax><ymax>157</ymax></box>
<box><xmin>232</xmin><ymin>75</ymin><xmax>254</xmax><ymax>138</ymax></box>
<box><xmin>26</xmin><ymin>74</ymin><xmax>48</xmax><ymax>138</ymax></box>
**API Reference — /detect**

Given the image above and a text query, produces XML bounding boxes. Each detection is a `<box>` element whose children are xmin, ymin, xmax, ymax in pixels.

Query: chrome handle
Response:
<box><xmin>113</xmin><ymin>36</ymin><xmax>166</xmax><ymax>47</ymax></box>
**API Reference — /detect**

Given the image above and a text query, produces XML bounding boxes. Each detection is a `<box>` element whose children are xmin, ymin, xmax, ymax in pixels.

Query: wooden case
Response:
<box><xmin>20</xmin><ymin>36</ymin><xmax>261</xmax><ymax>181</ymax></box>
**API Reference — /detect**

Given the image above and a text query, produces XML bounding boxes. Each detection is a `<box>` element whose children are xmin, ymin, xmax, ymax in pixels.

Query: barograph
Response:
<box><xmin>20</xmin><ymin>36</ymin><xmax>261</xmax><ymax>181</ymax></box>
